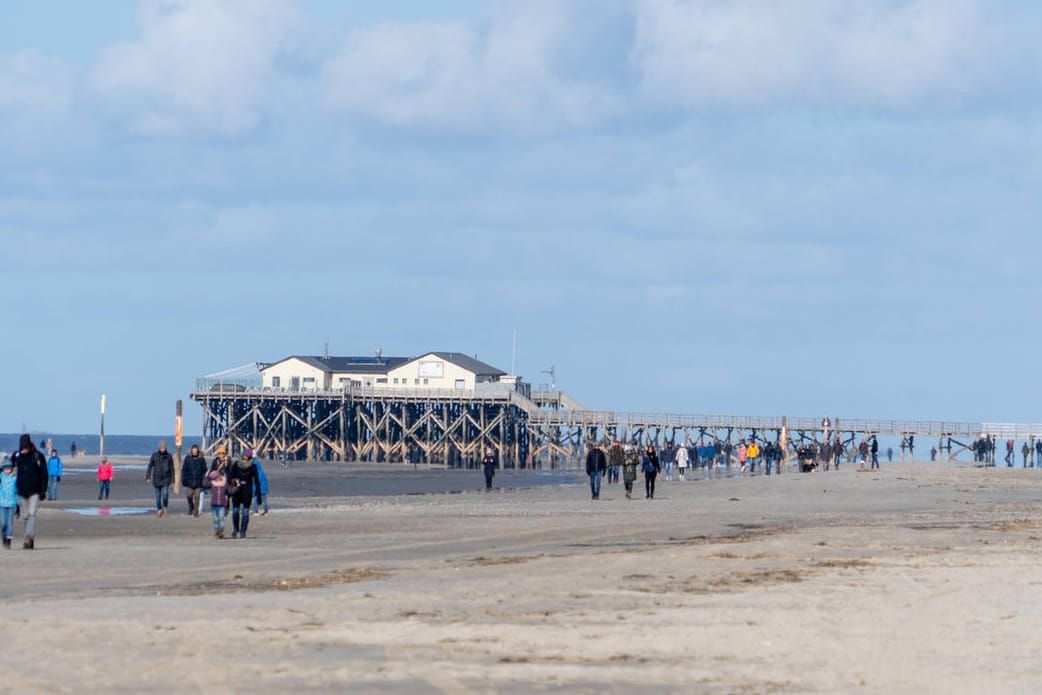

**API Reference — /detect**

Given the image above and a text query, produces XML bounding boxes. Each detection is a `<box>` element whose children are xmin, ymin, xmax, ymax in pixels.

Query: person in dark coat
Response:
<box><xmin>642</xmin><ymin>445</ymin><xmax>660</xmax><ymax>499</ymax></box>
<box><xmin>181</xmin><ymin>444</ymin><xmax>208</xmax><ymax>517</ymax></box>
<box><xmin>13</xmin><ymin>434</ymin><xmax>48</xmax><ymax>549</ymax></box>
<box><xmin>481</xmin><ymin>449</ymin><xmax>497</xmax><ymax>490</ymax></box>
<box><xmin>228</xmin><ymin>452</ymin><xmax>262</xmax><ymax>539</ymax></box>
<box><xmin>146</xmin><ymin>441</ymin><xmax>175</xmax><ymax>517</ymax></box>
<box><xmin>585</xmin><ymin>442</ymin><xmax>607</xmax><ymax>500</ymax></box>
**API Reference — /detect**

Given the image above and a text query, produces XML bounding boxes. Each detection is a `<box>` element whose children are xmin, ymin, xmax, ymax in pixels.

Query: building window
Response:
<box><xmin>454</xmin><ymin>379</ymin><xmax>465</xmax><ymax>390</ymax></box>
<box><xmin>376</xmin><ymin>378</ymin><xmax>387</xmax><ymax>384</ymax></box>
<box><xmin>423</xmin><ymin>378</ymin><xmax>429</xmax><ymax>385</ymax></box>
<box><xmin>414</xmin><ymin>378</ymin><xmax>420</xmax><ymax>385</ymax></box>
<box><xmin>393</xmin><ymin>378</ymin><xmax>398</xmax><ymax>384</ymax></box>
<box><xmin>272</xmin><ymin>376</ymin><xmax>281</xmax><ymax>388</ymax></box>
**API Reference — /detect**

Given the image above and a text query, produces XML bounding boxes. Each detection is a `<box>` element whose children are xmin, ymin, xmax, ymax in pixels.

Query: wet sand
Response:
<box><xmin>3</xmin><ymin>459</ymin><xmax>1042</xmax><ymax>693</ymax></box>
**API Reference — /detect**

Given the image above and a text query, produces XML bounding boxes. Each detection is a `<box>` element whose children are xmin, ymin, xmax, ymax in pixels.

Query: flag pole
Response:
<box><xmin>174</xmin><ymin>400</ymin><xmax>183</xmax><ymax>494</ymax></box>
<box><xmin>100</xmin><ymin>394</ymin><xmax>106</xmax><ymax>458</ymax></box>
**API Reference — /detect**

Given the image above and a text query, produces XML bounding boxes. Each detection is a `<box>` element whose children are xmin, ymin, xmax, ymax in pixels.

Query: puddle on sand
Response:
<box><xmin>65</xmin><ymin>507</ymin><xmax>153</xmax><ymax>517</ymax></box>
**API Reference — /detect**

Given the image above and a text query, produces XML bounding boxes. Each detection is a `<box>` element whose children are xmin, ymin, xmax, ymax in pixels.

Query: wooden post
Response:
<box><xmin>174</xmin><ymin>400</ymin><xmax>183</xmax><ymax>494</ymax></box>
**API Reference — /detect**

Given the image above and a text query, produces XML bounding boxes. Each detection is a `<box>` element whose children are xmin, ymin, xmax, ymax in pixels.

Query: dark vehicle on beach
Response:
<box><xmin>797</xmin><ymin>444</ymin><xmax>818</xmax><ymax>473</ymax></box>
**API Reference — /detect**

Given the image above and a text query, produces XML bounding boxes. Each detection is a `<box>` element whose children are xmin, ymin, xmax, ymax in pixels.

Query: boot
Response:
<box><xmin>23</xmin><ymin>536</ymin><xmax>33</xmax><ymax>550</ymax></box>
<box><xmin>240</xmin><ymin>518</ymin><xmax>249</xmax><ymax>539</ymax></box>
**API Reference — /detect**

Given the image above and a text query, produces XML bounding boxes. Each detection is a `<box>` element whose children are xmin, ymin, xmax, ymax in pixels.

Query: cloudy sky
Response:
<box><xmin>3</xmin><ymin>0</ymin><xmax>1042</xmax><ymax>435</ymax></box>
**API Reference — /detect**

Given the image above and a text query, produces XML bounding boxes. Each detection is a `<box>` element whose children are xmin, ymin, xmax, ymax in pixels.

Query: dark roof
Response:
<box><xmin>273</xmin><ymin>356</ymin><xmax>410</xmax><ymax>374</ymax></box>
<box><xmin>266</xmin><ymin>353</ymin><xmax>505</xmax><ymax>377</ymax></box>
<box><xmin>425</xmin><ymin>352</ymin><xmax>506</xmax><ymax>376</ymax></box>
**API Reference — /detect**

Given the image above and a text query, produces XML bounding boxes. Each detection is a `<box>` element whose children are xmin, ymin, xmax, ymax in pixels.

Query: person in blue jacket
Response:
<box><xmin>250</xmin><ymin>451</ymin><xmax>269</xmax><ymax>516</ymax></box>
<box><xmin>46</xmin><ymin>448</ymin><xmax>63</xmax><ymax>500</ymax></box>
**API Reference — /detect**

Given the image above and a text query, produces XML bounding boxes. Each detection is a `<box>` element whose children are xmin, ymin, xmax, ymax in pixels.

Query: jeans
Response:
<box><xmin>588</xmin><ymin>470</ymin><xmax>602</xmax><ymax>498</ymax></box>
<box><xmin>47</xmin><ymin>475</ymin><xmax>60</xmax><ymax>500</ymax></box>
<box><xmin>98</xmin><ymin>480</ymin><xmax>110</xmax><ymax>499</ymax></box>
<box><xmin>186</xmin><ymin>487</ymin><xmax>202</xmax><ymax>515</ymax></box>
<box><xmin>871</xmin><ymin>453</ymin><xmax>879</xmax><ymax>469</ymax></box>
<box><xmin>19</xmin><ymin>494</ymin><xmax>40</xmax><ymax>539</ymax></box>
<box><xmin>211</xmin><ymin>505</ymin><xmax>226</xmax><ymax>533</ymax></box>
<box><xmin>153</xmin><ymin>484</ymin><xmax>170</xmax><ymax>511</ymax></box>
<box><xmin>644</xmin><ymin>471</ymin><xmax>657</xmax><ymax>498</ymax></box>
<box><xmin>0</xmin><ymin>505</ymin><xmax>13</xmax><ymax>540</ymax></box>
<box><xmin>664</xmin><ymin>462</ymin><xmax>674</xmax><ymax>479</ymax></box>
<box><xmin>232</xmin><ymin>502</ymin><xmax>251</xmax><ymax>537</ymax></box>
<box><xmin>252</xmin><ymin>493</ymin><xmax>268</xmax><ymax>514</ymax></box>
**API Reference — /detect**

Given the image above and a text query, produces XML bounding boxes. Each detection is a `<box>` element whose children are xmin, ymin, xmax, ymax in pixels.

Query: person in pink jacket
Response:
<box><xmin>97</xmin><ymin>456</ymin><xmax>114</xmax><ymax>500</ymax></box>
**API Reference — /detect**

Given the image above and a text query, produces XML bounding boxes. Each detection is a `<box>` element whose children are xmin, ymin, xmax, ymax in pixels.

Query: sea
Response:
<box><xmin>0</xmin><ymin>433</ymin><xmax>189</xmax><ymax>458</ymax></box>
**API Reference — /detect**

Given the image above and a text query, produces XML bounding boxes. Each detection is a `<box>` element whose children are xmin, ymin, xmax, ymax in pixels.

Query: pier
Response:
<box><xmin>190</xmin><ymin>378</ymin><xmax>1042</xmax><ymax>467</ymax></box>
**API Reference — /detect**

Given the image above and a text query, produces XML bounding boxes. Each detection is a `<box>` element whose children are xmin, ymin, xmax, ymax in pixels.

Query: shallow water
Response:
<box><xmin>64</xmin><ymin>507</ymin><xmax>153</xmax><ymax>517</ymax></box>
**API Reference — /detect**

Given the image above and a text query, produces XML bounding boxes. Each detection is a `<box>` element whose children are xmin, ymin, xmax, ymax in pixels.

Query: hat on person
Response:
<box><xmin>244</xmin><ymin>449</ymin><xmax>253</xmax><ymax>458</ymax></box>
<box><xmin>1</xmin><ymin>458</ymin><xmax>12</xmax><ymax>470</ymax></box>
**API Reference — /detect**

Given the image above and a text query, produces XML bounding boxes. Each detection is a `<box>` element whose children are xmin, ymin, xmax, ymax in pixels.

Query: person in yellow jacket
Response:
<box><xmin>746</xmin><ymin>441</ymin><xmax>761</xmax><ymax>474</ymax></box>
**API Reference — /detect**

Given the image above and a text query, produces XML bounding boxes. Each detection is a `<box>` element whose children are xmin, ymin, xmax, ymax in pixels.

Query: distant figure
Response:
<box><xmin>930</xmin><ymin>446</ymin><xmax>938</xmax><ymax>461</ymax></box>
<box><xmin>228</xmin><ymin>452</ymin><xmax>261</xmax><ymax>539</ymax></box>
<box><xmin>661</xmin><ymin>442</ymin><xmax>675</xmax><ymax>481</ymax></box>
<box><xmin>676</xmin><ymin>443</ymin><xmax>689</xmax><ymax>480</ymax></box>
<box><xmin>70</xmin><ymin>441</ymin><xmax>77</xmax><ymax>457</ymax></box>
<box><xmin>482</xmin><ymin>449</ymin><xmax>497</xmax><ymax>490</ymax></box>
<box><xmin>642</xmin><ymin>445</ymin><xmax>660</xmax><ymax>499</ymax></box>
<box><xmin>746</xmin><ymin>441</ymin><xmax>760</xmax><ymax>474</ymax></box>
<box><xmin>622</xmin><ymin>445</ymin><xmax>639</xmax><ymax>499</ymax></box>
<box><xmin>251</xmin><ymin>452</ymin><xmax>269</xmax><ymax>516</ymax></box>
<box><xmin>46</xmin><ymin>449</ymin><xmax>62</xmax><ymax>500</ymax></box>
<box><xmin>1</xmin><ymin>457</ymin><xmax>17</xmax><ymax>549</ymax></box>
<box><xmin>97</xmin><ymin>456</ymin><xmax>113</xmax><ymax>500</ymax></box>
<box><xmin>736</xmin><ymin>441</ymin><xmax>748</xmax><ymax>472</ymax></box>
<box><xmin>181</xmin><ymin>445</ymin><xmax>208</xmax><ymax>517</ymax></box>
<box><xmin>204</xmin><ymin>450</ymin><xmax>230</xmax><ymax>539</ymax></box>
<box><xmin>585</xmin><ymin>442</ymin><xmax>607</xmax><ymax>500</ymax></box>
<box><xmin>870</xmin><ymin>437</ymin><xmax>879</xmax><ymax>470</ymax></box>
<box><xmin>833</xmin><ymin>439</ymin><xmax>844</xmax><ymax>470</ymax></box>
<box><xmin>13</xmin><ymin>434</ymin><xmax>48</xmax><ymax>549</ymax></box>
<box><xmin>887</xmin><ymin>447</ymin><xmax>893</xmax><ymax>462</ymax></box>
<box><xmin>1006</xmin><ymin>439</ymin><xmax>1015</xmax><ymax>467</ymax></box>
<box><xmin>1022</xmin><ymin>442</ymin><xmax>1031</xmax><ymax>467</ymax></box>
<box><xmin>607</xmin><ymin>440</ymin><xmax>623</xmax><ymax>485</ymax></box>
<box><xmin>145</xmin><ymin>441</ymin><xmax>174</xmax><ymax>518</ymax></box>
<box><xmin>858</xmin><ymin>439</ymin><xmax>869</xmax><ymax>470</ymax></box>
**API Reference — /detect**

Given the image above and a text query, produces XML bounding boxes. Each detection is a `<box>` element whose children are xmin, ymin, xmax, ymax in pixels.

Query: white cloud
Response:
<box><xmin>632</xmin><ymin>0</ymin><xmax>988</xmax><ymax>109</ymax></box>
<box><xmin>86</xmin><ymin>0</ymin><xmax>299</xmax><ymax>136</ymax></box>
<box><xmin>321</xmin><ymin>2</ymin><xmax>621</xmax><ymax>131</ymax></box>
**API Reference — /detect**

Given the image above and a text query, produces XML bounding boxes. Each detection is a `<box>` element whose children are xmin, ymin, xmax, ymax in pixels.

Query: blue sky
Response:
<box><xmin>3</xmin><ymin>0</ymin><xmax>1042</xmax><ymax>435</ymax></box>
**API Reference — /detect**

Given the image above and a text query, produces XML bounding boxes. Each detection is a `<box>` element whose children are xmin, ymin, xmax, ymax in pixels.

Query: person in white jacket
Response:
<box><xmin>676</xmin><ymin>443</ymin><xmax>689</xmax><ymax>481</ymax></box>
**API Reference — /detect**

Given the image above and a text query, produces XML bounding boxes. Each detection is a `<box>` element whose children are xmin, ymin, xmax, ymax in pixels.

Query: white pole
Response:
<box><xmin>511</xmin><ymin>330</ymin><xmax>517</xmax><ymax>375</ymax></box>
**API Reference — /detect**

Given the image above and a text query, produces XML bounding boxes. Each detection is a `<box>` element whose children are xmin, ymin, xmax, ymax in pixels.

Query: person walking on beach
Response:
<box><xmin>13</xmin><ymin>434</ymin><xmax>48</xmax><ymax>549</ymax></box>
<box><xmin>46</xmin><ymin>449</ymin><xmax>62</xmax><ymax>500</ymax></box>
<box><xmin>97</xmin><ymin>456</ymin><xmax>113</xmax><ymax>500</ymax></box>
<box><xmin>642</xmin><ymin>445</ymin><xmax>660</xmax><ymax>499</ymax></box>
<box><xmin>251</xmin><ymin>452</ymin><xmax>270</xmax><ymax>516</ymax></box>
<box><xmin>676</xmin><ymin>442</ymin><xmax>689</xmax><ymax>481</ymax></box>
<box><xmin>661</xmin><ymin>442</ymin><xmax>675</xmax><ymax>481</ymax></box>
<box><xmin>622</xmin><ymin>445</ymin><xmax>639</xmax><ymax>499</ymax></box>
<box><xmin>585</xmin><ymin>442</ymin><xmax>607</xmax><ymax>500</ymax></box>
<box><xmin>887</xmin><ymin>447</ymin><xmax>893</xmax><ymax>463</ymax></box>
<box><xmin>181</xmin><ymin>444</ymin><xmax>208</xmax><ymax>516</ymax></box>
<box><xmin>481</xmin><ymin>449</ymin><xmax>497</xmax><ymax>490</ymax></box>
<box><xmin>146</xmin><ymin>441</ymin><xmax>175</xmax><ymax>517</ymax></box>
<box><xmin>1022</xmin><ymin>442</ymin><xmax>1030</xmax><ymax>467</ymax></box>
<box><xmin>1</xmin><ymin>457</ymin><xmax>17</xmax><ymax>549</ymax></box>
<box><xmin>204</xmin><ymin>450</ymin><xmax>230</xmax><ymax>539</ymax></box>
<box><xmin>607</xmin><ymin>440</ymin><xmax>623</xmax><ymax>485</ymax></box>
<box><xmin>870</xmin><ymin>437</ymin><xmax>880</xmax><ymax>470</ymax></box>
<box><xmin>228</xmin><ymin>452</ymin><xmax>261</xmax><ymax>539</ymax></box>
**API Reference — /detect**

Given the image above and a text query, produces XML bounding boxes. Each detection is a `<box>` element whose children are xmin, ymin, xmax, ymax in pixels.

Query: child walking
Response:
<box><xmin>97</xmin><ymin>456</ymin><xmax>113</xmax><ymax>500</ymax></box>
<box><xmin>1</xmin><ymin>458</ymin><xmax>16</xmax><ymax>549</ymax></box>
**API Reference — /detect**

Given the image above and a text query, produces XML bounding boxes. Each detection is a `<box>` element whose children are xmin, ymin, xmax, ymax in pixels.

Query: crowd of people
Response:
<box><xmin>580</xmin><ymin>436</ymin><xmax>905</xmax><ymax>500</ymax></box>
<box><xmin>0</xmin><ymin>435</ymin><xmax>270</xmax><ymax>550</ymax></box>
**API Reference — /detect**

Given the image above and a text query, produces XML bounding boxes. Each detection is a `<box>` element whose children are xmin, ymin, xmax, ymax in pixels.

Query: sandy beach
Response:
<box><xmin>3</xmin><ymin>458</ymin><xmax>1042</xmax><ymax>693</ymax></box>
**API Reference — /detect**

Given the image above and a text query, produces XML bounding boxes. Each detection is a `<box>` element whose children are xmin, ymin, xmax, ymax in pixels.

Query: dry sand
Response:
<box><xmin>2</xmin><ymin>458</ymin><xmax>1042</xmax><ymax>694</ymax></box>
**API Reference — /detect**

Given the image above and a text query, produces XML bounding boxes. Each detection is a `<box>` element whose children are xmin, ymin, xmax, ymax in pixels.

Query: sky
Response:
<box><xmin>3</xmin><ymin>0</ymin><xmax>1042</xmax><ymax>435</ymax></box>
